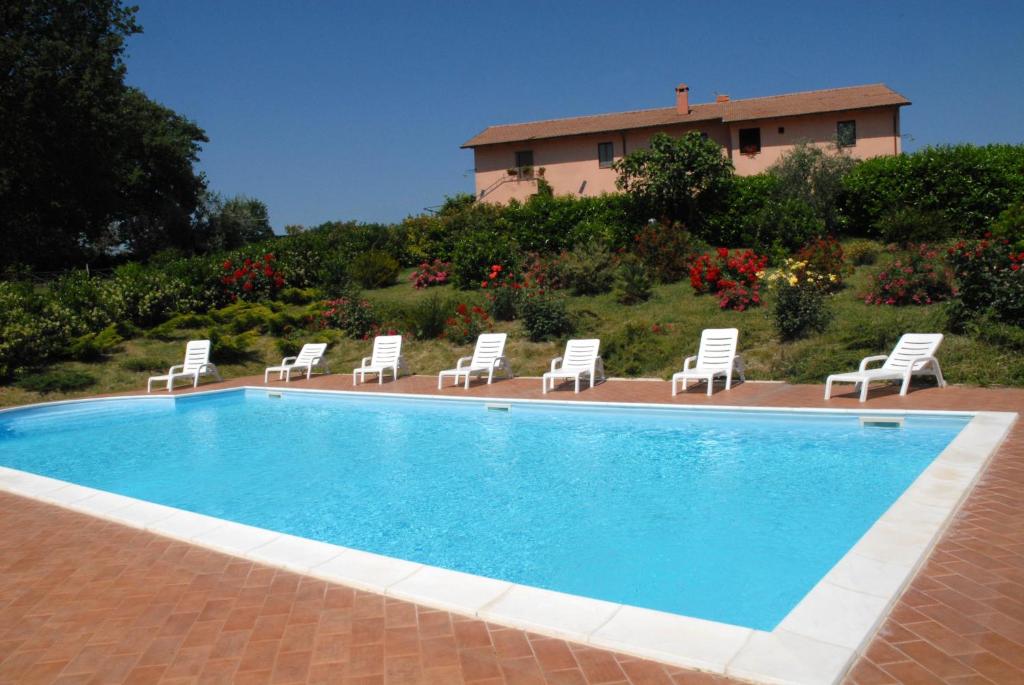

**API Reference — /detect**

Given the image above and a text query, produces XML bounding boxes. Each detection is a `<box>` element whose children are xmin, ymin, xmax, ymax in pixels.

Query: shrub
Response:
<box><xmin>555</xmin><ymin>240</ymin><xmax>616</xmax><ymax>296</ymax></box>
<box><xmin>69</xmin><ymin>324</ymin><xmax>124</xmax><ymax>361</ymax></box>
<box><xmin>444</xmin><ymin>303</ymin><xmax>490</xmax><ymax>344</ymax></box>
<box><xmin>767</xmin><ymin>142</ymin><xmax>857</xmax><ymax>233</ymax></box>
<box><xmin>874</xmin><ymin>206</ymin><xmax>953</xmax><ymax>245</ymax></box>
<box><xmin>120</xmin><ymin>356</ymin><xmax>173</xmax><ymax>372</ymax></box>
<box><xmin>111</xmin><ymin>263</ymin><xmax>191</xmax><ymax>327</ymax></box>
<box><xmin>948</xmin><ymin>238</ymin><xmax>1024</xmax><ymax>326</ymax></box>
<box><xmin>864</xmin><ymin>244</ymin><xmax>955</xmax><ymax>306</ymax></box>
<box><xmin>841</xmin><ymin>144</ymin><xmax>1024</xmax><ymax>238</ymax></box>
<box><xmin>614</xmin><ymin>255</ymin><xmax>653</xmax><ymax>305</ymax></box>
<box><xmin>772</xmin><ymin>282</ymin><xmax>833</xmax><ymax>340</ymax></box>
<box><xmin>991</xmin><ymin>200</ymin><xmax>1024</xmax><ymax>249</ymax></box>
<box><xmin>348</xmin><ymin>250</ymin><xmax>400</xmax><ymax>289</ymax></box>
<box><xmin>220</xmin><ymin>254</ymin><xmax>286</xmax><ymax>301</ymax></box>
<box><xmin>742</xmin><ymin>198</ymin><xmax>825</xmax><ymax>255</ymax></box>
<box><xmin>480</xmin><ymin>261</ymin><xmax>554</xmax><ymax>321</ymax></box>
<box><xmin>211</xmin><ymin>301</ymin><xmax>279</xmax><ymax>334</ymax></box>
<box><xmin>410</xmin><ymin>259</ymin><xmax>451</xmax><ymax>289</ymax></box>
<box><xmin>767</xmin><ymin>258</ymin><xmax>841</xmax><ymax>292</ymax></box>
<box><xmin>406</xmin><ymin>293</ymin><xmax>455</xmax><ymax>340</ymax></box>
<box><xmin>147</xmin><ymin>312</ymin><xmax>216</xmax><ymax>340</ymax></box>
<box><xmin>794</xmin><ymin>238</ymin><xmax>846</xmax><ymax>291</ymax></box>
<box><xmin>207</xmin><ymin>328</ymin><xmax>258</xmax><ymax>363</ymax></box>
<box><xmin>520</xmin><ymin>296</ymin><xmax>574</xmax><ymax>342</ymax></box>
<box><xmin>689</xmin><ymin>248</ymin><xmax>767</xmax><ymax>294</ymax></box>
<box><xmin>603</xmin><ymin>321</ymin><xmax>673</xmax><ymax>376</ymax></box>
<box><xmin>717</xmin><ymin>284</ymin><xmax>761</xmax><ymax>312</ymax></box>
<box><xmin>451</xmin><ymin>230</ymin><xmax>520</xmax><ymax>289</ymax></box>
<box><xmin>278</xmin><ymin>287</ymin><xmax>318</xmax><ymax>304</ymax></box>
<box><xmin>16</xmin><ymin>369</ymin><xmax>97</xmax><ymax>394</ymax></box>
<box><xmin>845</xmin><ymin>239</ymin><xmax>883</xmax><ymax>266</ymax></box>
<box><xmin>0</xmin><ymin>282</ymin><xmax>76</xmax><ymax>380</ymax></box>
<box><xmin>632</xmin><ymin>221</ymin><xmax>703</xmax><ymax>283</ymax></box>
<box><xmin>320</xmin><ymin>294</ymin><xmax>379</xmax><ymax>339</ymax></box>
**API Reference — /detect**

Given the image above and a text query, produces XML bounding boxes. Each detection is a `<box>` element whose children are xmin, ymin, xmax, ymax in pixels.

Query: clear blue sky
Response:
<box><xmin>125</xmin><ymin>0</ymin><xmax>1024</xmax><ymax>230</ymax></box>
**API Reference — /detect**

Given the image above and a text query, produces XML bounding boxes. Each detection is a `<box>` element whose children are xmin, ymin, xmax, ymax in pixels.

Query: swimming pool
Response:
<box><xmin>0</xmin><ymin>389</ymin><xmax>969</xmax><ymax>631</ymax></box>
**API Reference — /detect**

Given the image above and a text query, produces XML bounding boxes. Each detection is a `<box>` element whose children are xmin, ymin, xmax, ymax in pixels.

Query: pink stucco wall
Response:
<box><xmin>472</xmin><ymin>107</ymin><xmax>901</xmax><ymax>203</ymax></box>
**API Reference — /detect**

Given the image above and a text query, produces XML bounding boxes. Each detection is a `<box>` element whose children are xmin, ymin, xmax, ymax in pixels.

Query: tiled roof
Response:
<box><xmin>462</xmin><ymin>83</ymin><xmax>909</xmax><ymax>148</ymax></box>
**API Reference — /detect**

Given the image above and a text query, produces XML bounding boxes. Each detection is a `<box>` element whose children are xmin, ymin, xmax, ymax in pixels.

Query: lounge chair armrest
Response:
<box><xmin>280</xmin><ymin>356</ymin><xmax>297</xmax><ymax>366</ymax></box>
<box><xmin>492</xmin><ymin>356</ymin><xmax>507</xmax><ymax>368</ymax></box>
<box><xmin>732</xmin><ymin>354</ymin><xmax>745</xmax><ymax>371</ymax></box>
<box><xmin>361</xmin><ymin>356</ymin><xmax>372</xmax><ymax>367</ymax></box>
<box><xmin>910</xmin><ymin>355</ymin><xmax>940</xmax><ymax>370</ymax></box>
<box><xmin>309</xmin><ymin>356</ymin><xmax>323</xmax><ymax>367</ymax></box>
<box><xmin>167</xmin><ymin>364</ymin><xmax>184</xmax><ymax>374</ymax></box>
<box><xmin>682</xmin><ymin>355</ymin><xmax>698</xmax><ymax>372</ymax></box>
<box><xmin>858</xmin><ymin>355</ymin><xmax>889</xmax><ymax>372</ymax></box>
<box><xmin>455</xmin><ymin>356</ymin><xmax>472</xmax><ymax>369</ymax></box>
<box><xmin>549</xmin><ymin>356</ymin><xmax>563</xmax><ymax>374</ymax></box>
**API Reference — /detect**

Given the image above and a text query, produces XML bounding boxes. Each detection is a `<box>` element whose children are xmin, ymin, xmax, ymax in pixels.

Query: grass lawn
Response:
<box><xmin>2</xmin><ymin>256</ymin><xmax>1022</xmax><ymax>410</ymax></box>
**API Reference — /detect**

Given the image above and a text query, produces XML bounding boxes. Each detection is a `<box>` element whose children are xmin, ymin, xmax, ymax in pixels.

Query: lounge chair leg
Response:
<box><xmin>706</xmin><ymin>378</ymin><xmax>713</xmax><ymax>397</ymax></box>
<box><xmin>860</xmin><ymin>381</ymin><xmax>870</xmax><ymax>402</ymax></box>
<box><xmin>824</xmin><ymin>377</ymin><xmax>833</xmax><ymax>400</ymax></box>
<box><xmin>900</xmin><ymin>373</ymin><xmax>912</xmax><ymax>396</ymax></box>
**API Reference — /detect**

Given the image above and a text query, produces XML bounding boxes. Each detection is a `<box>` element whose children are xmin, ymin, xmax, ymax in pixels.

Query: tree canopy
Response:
<box><xmin>0</xmin><ymin>0</ymin><xmax>209</xmax><ymax>269</ymax></box>
<box><xmin>613</xmin><ymin>132</ymin><xmax>734</xmax><ymax>230</ymax></box>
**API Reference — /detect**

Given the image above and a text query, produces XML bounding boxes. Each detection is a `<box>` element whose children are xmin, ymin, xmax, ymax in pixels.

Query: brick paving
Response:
<box><xmin>1</xmin><ymin>374</ymin><xmax>1022</xmax><ymax>684</ymax></box>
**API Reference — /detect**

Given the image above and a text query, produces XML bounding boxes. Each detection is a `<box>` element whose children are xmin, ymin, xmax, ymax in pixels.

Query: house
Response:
<box><xmin>462</xmin><ymin>83</ymin><xmax>909</xmax><ymax>203</ymax></box>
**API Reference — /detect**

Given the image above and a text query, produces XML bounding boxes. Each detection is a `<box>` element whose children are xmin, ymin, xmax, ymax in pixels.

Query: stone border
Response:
<box><xmin>0</xmin><ymin>388</ymin><xmax>1015</xmax><ymax>685</ymax></box>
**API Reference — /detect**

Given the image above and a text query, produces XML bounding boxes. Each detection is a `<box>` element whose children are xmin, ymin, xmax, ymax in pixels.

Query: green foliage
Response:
<box><xmin>767</xmin><ymin>142</ymin><xmax>857</xmax><ymax>232</ymax></box>
<box><xmin>194</xmin><ymin>193</ymin><xmax>274</xmax><ymax>252</ymax></box>
<box><xmin>773</xmin><ymin>284</ymin><xmax>833</xmax><ymax>341</ymax></box>
<box><xmin>348</xmin><ymin>250</ymin><xmax>400</xmax><ymax>289</ymax></box>
<box><xmin>403</xmin><ymin>293</ymin><xmax>455</xmax><ymax>340</ymax></box>
<box><xmin>841</xmin><ymin>144</ymin><xmax>1024</xmax><ymax>239</ymax></box>
<box><xmin>742</xmin><ymin>198</ymin><xmax>825</xmax><ymax>256</ymax></box>
<box><xmin>555</xmin><ymin>240</ymin><xmax>616</xmax><ymax>296</ymax></box>
<box><xmin>632</xmin><ymin>222</ymin><xmax>704</xmax><ymax>283</ymax></box>
<box><xmin>520</xmin><ymin>296</ymin><xmax>574</xmax><ymax>342</ymax></box>
<box><xmin>69</xmin><ymin>324</ymin><xmax>124</xmax><ymax>360</ymax></box>
<box><xmin>451</xmin><ymin>231</ymin><xmax>521</xmax><ymax>290</ymax></box>
<box><xmin>443</xmin><ymin>303</ymin><xmax>490</xmax><ymax>345</ymax></box>
<box><xmin>147</xmin><ymin>312</ymin><xmax>216</xmax><ymax>340</ymax></box>
<box><xmin>16</xmin><ymin>369</ymin><xmax>97</xmax><ymax>394</ymax></box>
<box><xmin>874</xmin><ymin>206</ymin><xmax>953</xmax><ymax>245</ymax></box>
<box><xmin>278</xmin><ymin>287</ymin><xmax>318</xmax><ymax>304</ymax></box>
<box><xmin>864</xmin><ymin>245</ymin><xmax>956</xmax><ymax>306</ymax></box>
<box><xmin>603</xmin><ymin>321</ymin><xmax>674</xmax><ymax>376</ymax></box>
<box><xmin>207</xmin><ymin>327</ymin><xmax>257</xmax><ymax>363</ymax></box>
<box><xmin>991</xmin><ymin>200</ymin><xmax>1024</xmax><ymax>249</ymax></box>
<box><xmin>120</xmin><ymin>355</ymin><xmax>172</xmax><ymax>372</ymax></box>
<box><xmin>614</xmin><ymin>132</ymin><xmax>734</xmax><ymax>232</ymax></box>
<box><xmin>320</xmin><ymin>294</ymin><xmax>380</xmax><ymax>339</ymax></box>
<box><xmin>614</xmin><ymin>256</ymin><xmax>653</xmax><ymax>305</ymax></box>
<box><xmin>844</xmin><ymin>239</ymin><xmax>883</xmax><ymax>266</ymax></box>
<box><xmin>948</xmin><ymin>239</ymin><xmax>1024</xmax><ymax>327</ymax></box>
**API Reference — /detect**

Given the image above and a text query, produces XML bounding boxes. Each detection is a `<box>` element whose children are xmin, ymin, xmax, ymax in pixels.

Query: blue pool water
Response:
<box><xmin>0</xmin><ymin>390</ymin><xmax>968</xmax><ymax>630</ymax></box>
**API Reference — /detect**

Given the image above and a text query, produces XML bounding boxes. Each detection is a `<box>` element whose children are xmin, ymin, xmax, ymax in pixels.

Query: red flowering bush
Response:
<box><xmin>864</xmin><ymin>244</ymin><xmax>955</xmax><ymax>306</ymax></box>
<box><xmin>444</xmin><ymin>303</ymin><xmax>490</xmax><ymax>344</ymax></box>
<box><xmin>221</xmin><ymin>254</ymin><xmax>285</xmax><ymax>301</ymax></box>
<box><xmin>717</xmin><ymin>284</ymin><xmax>761</xmax><ymax>312</ymax></box>
<box><xmin>948</xmin><ymin>238</ymin><xmax>1024</xmax><ymax>326</ymax></box>
<box><xmin>689</xmin><ymin>248</ymin><xmax>767</xmax><ymax>310</ymax></box>
<box><xmin>795</xmin><ymin>237</ymin><xmax>846</xmax><ymax>291</ymax></box>
<box><xmin>480</xmin><ymin>259</ymin><xmax>556</xmax><ymax>321</ymax></box>
<box><xmin>633</xmin><ymin>221</ymin><xmax>702</xmax><ymax>283</ymax></box>
<box><xmin>320</xmin><ymin>296</ymin><xmax>379</xmax><ymax>339</ymax></box>
<box><xmin>410</xmin><ymin>259</ymin><xmax>451</xmax><ymax>289</ymax></box>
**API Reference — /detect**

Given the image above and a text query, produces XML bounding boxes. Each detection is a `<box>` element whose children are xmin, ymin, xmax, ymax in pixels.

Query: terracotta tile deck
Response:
<box><xmin>1</xmin><ymin>374</ymin><xmax>1022</xmax><ymax>684</ymax></box>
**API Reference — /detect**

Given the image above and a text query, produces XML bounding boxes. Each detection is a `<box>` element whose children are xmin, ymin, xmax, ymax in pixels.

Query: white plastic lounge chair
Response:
<box><xmin>264</xmin><ymin>343</ymin><xmax>330</xmax><ymax>383</ymax></box>
<box><xmin>542</xmin><ymin>339</ymin><xmax>604</xmax><ymax>394</ymax></box>
<box><xmin>437</xmin><ymin>333</ymin><xmax>513</xmax><ymax>389</ymax></box>
<box><xmin>147</xmin><ymin>340</ymin><xmax>222</xmax><ymax>393</ymax></box>
<box><xmin>671</xmin><ymin>328</ymin><xmax>744</xmax><ymax>397</ymax></box>
<box><xmin>825</xmin><ymin>333</ymin><xmax>946</xmax><ymax>402</ymax></box>
<box><xmin>353</xmin><ymin>335</ymin><xmax>407</xmax><ymax>385</ymax></box>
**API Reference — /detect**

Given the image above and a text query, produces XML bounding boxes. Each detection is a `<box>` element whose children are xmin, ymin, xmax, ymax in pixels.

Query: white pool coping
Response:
<box><xmin>0</xmin><ymin>387</ymin><xmax>1016</xmax><ymax>685</ymax></box>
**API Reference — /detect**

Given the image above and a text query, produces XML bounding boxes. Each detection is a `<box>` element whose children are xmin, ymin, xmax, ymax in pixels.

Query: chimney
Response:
<box><xmin>716</xmin><ymin>94</ymin><xmax>730</xmax><ymax>103</ymax></box>
<box><xmin>675</xmin><ymin>83</ymin><xmax>690</xmax><ymax>114</ymax></box>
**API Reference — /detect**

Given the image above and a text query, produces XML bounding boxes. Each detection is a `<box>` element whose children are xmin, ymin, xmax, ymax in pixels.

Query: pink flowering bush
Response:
<box><xmin>410</xmin><ymin>259</ymin><xmax>451</xmax><ymax>289</ymax></box>
<box><xmin>864</xmin><ymin>244</ymin><xmax>955</xmax><ymax>306</ymax></box>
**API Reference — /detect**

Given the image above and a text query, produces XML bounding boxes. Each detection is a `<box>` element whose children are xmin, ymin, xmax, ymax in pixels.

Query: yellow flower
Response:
<box><xmin>828</xmin><ymin>274</ymin><xmax>837</xmax><ymax>282</ymax></box>
<box><xmin>788</xmin><ymin>275</ymin><xmax>799</xmax><ymax>286</ymax></box>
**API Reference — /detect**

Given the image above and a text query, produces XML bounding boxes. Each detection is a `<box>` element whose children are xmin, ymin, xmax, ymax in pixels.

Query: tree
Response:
<box><xmin>767</xmin><ymin>142</ymin><xmax>856</xmax><ymax>233</ymax></box>
<box><xmin>0</xmin><ymin>0</ymin><xmax>208</xmax><ymax>268</ymax></box>
<box><xmin>613</xmin><ymin>132</ymin><xmax>734</xmax><ymax>231</ymax></box>
<box><xmin>195</xmin><ymin>193</ymin><xmax>274</xmax><ymax>252</ymax></box>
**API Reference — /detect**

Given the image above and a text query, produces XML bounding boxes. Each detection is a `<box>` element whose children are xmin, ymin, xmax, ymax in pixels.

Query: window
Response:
<box><xmin>598</xmin><ymin>142</ymin><xmax>614</xmax><ymax>168</ymax></box>
<box><xmin>777</xmin><ymin>126</ymin><xmax>785</xmax><ymax>135</ymax></box>
<box><xmin>837</xmin><ymin>120</ymin><xmax>856</xmax><ymax>147</ymax></box>
<box><xmin>515</xmin><ymin>150</ymin><xmax>534</xmax><ymax>169</ymax></box>
<box><xmin>738</xmin><ymin>128</ymin><xmax>761</xmax><ymax>155</ymax></box>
